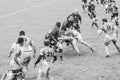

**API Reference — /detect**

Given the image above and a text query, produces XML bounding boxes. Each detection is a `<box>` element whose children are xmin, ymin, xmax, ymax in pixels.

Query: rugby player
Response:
<box><xmin>81</xmin><ymin>0</ymin><xmax>88</xmax><ymax>11</ymax></box>
<box><xmin>34</xmin><ymin>40</ymin><xmax>57</xmax><ymax>80</ymax></box>
<box><xmin>8</xmin><ymin>37</ymin><xmax>24</xmax><ymax>80</ymax></box>
<box><xmin>97</xmin><ymin>18</ymin><xmax>120</xmax><ymax>57</ymax></box>
<box><xmin>87</xmin><ymin>2</ymin><xmax>99</xmax><ymax>28</ymax></box>
<box><xmin>44</xmin><ymin>22</ymin><xmax>65</xmax><ymax>61</ymax></box>
<box><xmin>67</xmin><ymin>9</ymin><xmax>82</xmax><ymax>33</ymax></box>
<box><xmin>111</xmin><ymin>1</ymin><xmax>119</xmax><ymax>26</ymax></box>
<box><xmin>8</xmin><ymin>31</ymin><xmax>36</xmax><ymax>58</ymax></box>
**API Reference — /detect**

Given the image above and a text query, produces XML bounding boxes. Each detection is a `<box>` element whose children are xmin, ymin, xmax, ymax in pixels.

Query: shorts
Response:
<box><xmin>111</xmin><ymin>13</ymin><xmax>118</xmax><ymax>20</ymax></box>
<box><xmin>76</xmin><ymin>33</ymin><xmax>83</xmax><ymax>42</ymax></box>
<box><xmin>104</xmin><ymin>34</ymin><xmax>117</xmax><ymax>43</ymax></box>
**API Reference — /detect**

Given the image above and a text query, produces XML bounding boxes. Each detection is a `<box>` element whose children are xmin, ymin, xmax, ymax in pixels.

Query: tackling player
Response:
<box><xmin>45</xmin><ymin>22</ymin><xmax>65</xmax><ymax>61</ymax></box>
<box><xmin>67</xmin><ymin>9</ymin><xmax>82</xmax><ymax>33</ymax></box>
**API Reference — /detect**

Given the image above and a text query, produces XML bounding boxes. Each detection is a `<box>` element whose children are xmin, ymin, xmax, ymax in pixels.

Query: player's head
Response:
<box><xmin>44</xmin><ymin>39</ymin><xmax>50</xmax><ymax>46</ymax></box>
<box><xmin>102</xmin><ymin>18</ymin><xmax>108</xmax><ymax>23</ymax></box>
<box><xmin>19</xmin><ymin>30</ymin><xmax>25</xmax><ymax>36</ymax></box>
<box><xmin>56</xmin><ymin>22</ymin><xmax>61</xmax><ymax>28</ymax></box>
<box><xmin>74</xmin><ymin>9</ymin><xmax>79</xmax><ymax>14</ymax></box>
<box><xmin>17</xmin><ymin>37</ymin><xmax>24</xmax><ymax>45</ymax></box>
<box><xmin>69</xmin><ymin>16</ymin><xmax>74</xmax><ymax>21</ymax></box>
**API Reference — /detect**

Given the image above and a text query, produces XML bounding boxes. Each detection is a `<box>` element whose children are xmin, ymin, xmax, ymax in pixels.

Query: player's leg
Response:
<box><xmin>104</xmin><ymin>37</ymin><xmax>111</xmax><ymax>57</ymax></box>
<box><xmin>94</xmin><ymin>17</ymin><xmax>99</xmax><ymax>28</ymax></box>
<box><xmin>71</xmin><ymin>38</ymin><xmax>81</xmax><ymax>55</ymax></box>
<box><xmin>46</xmin><ymin>68</ymin><xmax>53</xmax><ymax>80</ymax></box>
<box><xmin>56</xmin><ymin>42</ymin><xmax>65</xmax><ymax>61</ymax></box>
<box><xmin>112</xmin><ymin>40</ymin><xmax>120</xmax><ymax>52</ymax></box>
<box><xmin>77</xmin><ymin>34</ymin><xmax>95</xmax><ymax>52</ymax></box>
<box><xmin>37</xmin><ymin>69</ymin><xmax>43</xmax><ymax>80</ymax></box>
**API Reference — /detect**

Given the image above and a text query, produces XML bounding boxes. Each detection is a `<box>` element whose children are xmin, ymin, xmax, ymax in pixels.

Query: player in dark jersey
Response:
<box><xmin>87</xmin><ymin>2</ymin><xmax>99</xmax><ymax>28</ymax></box>
<box><xmin>81</xmin><ymin>0</ymin><xmax>88</xmax><ymax>11</ymax></box>
<box><xmin>89</xmin><ymin>0</ymin><xmax>99</xmax><ymax>4</ymax></box>
<box><xmin>67</xmin><ymin>9</ymin><xmax>82</xmax><ymax>33</ymax></box>
<box><xmin>111</xmin><ymin>1</ymin><xmax>119</xmax><ymax>26</ymax></box>
<box><xmin>45</xmin><ymin>22</ymin><xmax>65</xmax><ymax>61</ymax></box>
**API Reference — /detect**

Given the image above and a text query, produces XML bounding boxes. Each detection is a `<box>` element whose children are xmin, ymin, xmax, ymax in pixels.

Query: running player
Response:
<box><xmin>97</xmin><ymin>18</ymin><xmax>120</xmax><ymax>57</ymax></box>
<box><xmin>87</xmin><ymin>2</ymin><xmax>99</xmax><ymax>28</ymax></box>
<box><xmin>81</xmin><ymin>0</ymin><xmax>88</xmax><ymax>11</ymax></box>
<box><xmin>111</xmin><ymin>1</ymin><xmax>119</xmax><ymax>26</ymax></box>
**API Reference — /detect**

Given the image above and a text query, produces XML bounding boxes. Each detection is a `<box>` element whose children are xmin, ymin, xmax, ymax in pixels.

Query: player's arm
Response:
<box><xmin>8</xmin><ymin>48</ymin><xmax>14</xmax><ymax>58</ymax></box>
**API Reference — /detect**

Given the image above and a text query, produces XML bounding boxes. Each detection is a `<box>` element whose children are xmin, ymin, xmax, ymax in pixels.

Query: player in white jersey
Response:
<box><xmin>8</xmin><ymin>31</ymin><xmax>36</xmax><ymax>58</ymax></box>
<box><xmin>62</xmin><ymin>28</ymin><xmax>95</xmax><ymax>55</ymax></box>
<box><xmin>8</xmin><ymin>31</ymin><xmax>36</xmax><ymax>79</ymax></box>
<box><xmin>34</xmin><ymin>40</ymin><xmax>56</xmax><ymax>80</ymax></box>
<box><xmin>97</xmin><ymin>18</ymin><xmax>120</xmax><ymax>57</ymax></box>
<box><xmin>2</xmin><ymin>37</ymin><xmax>24</xmax><ymax>80</ymax></box>
<box><xmin>19</xmin><ymin>31</ymin><xmax>36</xmax><ymax>56</ymax></box>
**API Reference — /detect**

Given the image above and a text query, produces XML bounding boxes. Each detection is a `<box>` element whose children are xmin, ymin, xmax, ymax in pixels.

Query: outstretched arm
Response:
<box><xmin>34</xmin><ymin>54</ymin><xmax>43</xmax><ymax>68</ymax></box>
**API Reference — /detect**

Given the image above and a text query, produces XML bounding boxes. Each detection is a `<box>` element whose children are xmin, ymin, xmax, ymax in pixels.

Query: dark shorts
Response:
<box><xmin>12</xmin><ymin>68</ymin><xmax>23</xmax><ymax>74</ymax></box>
<box><xmin>111</xmin><ymin>13</ymin><xmax>118</xmax><ymax>20</ymax></box>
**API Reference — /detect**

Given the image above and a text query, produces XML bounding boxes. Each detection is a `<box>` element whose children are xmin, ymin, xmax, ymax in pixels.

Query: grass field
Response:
<box><xmin>0</xmin><ymin>0</ymin><xmax>120</xmax><ymax>80</ymax></box>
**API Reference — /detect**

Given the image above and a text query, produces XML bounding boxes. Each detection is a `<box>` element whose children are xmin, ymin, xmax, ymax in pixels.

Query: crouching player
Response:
<box><xmin>34</xmin><ymin>40</ymin><xmax>57</xmax><ymax>80</ymax></box>
<box><xmin>97</xmin><ymin>18</ymin><xmax>120</xmax><ymax>57</ymax></box>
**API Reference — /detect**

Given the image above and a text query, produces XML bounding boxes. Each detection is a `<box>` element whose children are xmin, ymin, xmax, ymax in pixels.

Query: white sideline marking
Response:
<box><xmin>0</xmin><ymin>0</ymin><xmax>60</xmax><ymax>20</ymax></box>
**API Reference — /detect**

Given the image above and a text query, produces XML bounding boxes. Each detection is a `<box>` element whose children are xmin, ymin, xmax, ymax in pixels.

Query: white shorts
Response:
<box><xmin>104</xmin><ymin>34</ymin><xmax>117</xmax><ymax>43</ymax></box>
<box><xmin>76</xmin><ymin>33</ymin><xmax>83</xmax><ymax>42</ymax></box>
<box><xmin>38</xmin><ymin>60</ymin><xmax>51</xmax><ymax>74</ymax></box>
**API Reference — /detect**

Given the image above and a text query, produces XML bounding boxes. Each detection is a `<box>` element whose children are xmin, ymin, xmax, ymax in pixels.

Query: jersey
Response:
<box><xmin>19</xmin><ymin>36</ymin><xmax>33</xmax><ymax>47</ymax></box>
<box><xmin>10</xmin><ymin>44</ymin><xmax>22</xmax><ymax>70</ymax></box>
<box><xmin>39</xmin><ymin>47</ymin><xmax>54</xmax><ymax>65</ymax></box>
<box><xmin>10</xmin><ymin>43</ymin><xmax>21</xmax><ymax>58</ymax></box>
<box><xmin>101</xmin><ymin>22</ymin><xmax>117</xmax><ymax>36</ymax></box>
<box><xmin>61</xmin><ymin>20</ymin><xmax>74</xmax><ymax>31</ymax></box>
<box><xmin>48</xmin><ymin>26</ymin><xmax>60</xmax><ymax>41</ymax></box>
